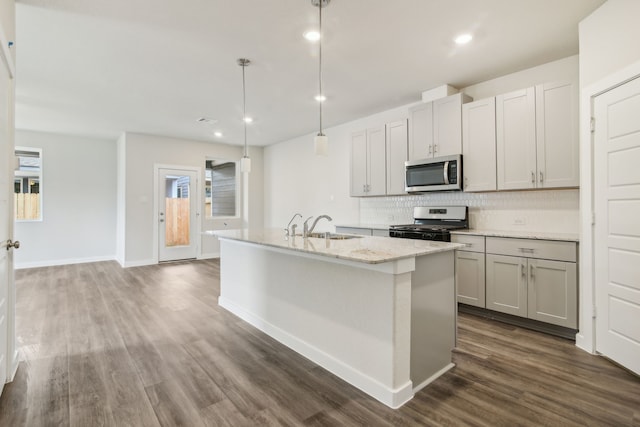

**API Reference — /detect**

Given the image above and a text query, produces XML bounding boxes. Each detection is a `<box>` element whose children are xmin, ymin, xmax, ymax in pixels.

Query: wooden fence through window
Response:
<box><xmin>165</xmin><ymin>198</ymin><xmax>190</xmax><ymax>246</ymax></box>
<box><xmin>14</xmin><ymin>193</ymin><xmax>40</xmax><ymax>220</ymax></box>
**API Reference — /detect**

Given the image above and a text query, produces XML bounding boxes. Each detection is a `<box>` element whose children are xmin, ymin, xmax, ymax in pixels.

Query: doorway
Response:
<box><xmin>593</xmin><ymin>75</ymin><xmax>640</xmax><ymax>375</ymax></box>
<box><xmin>157</xmin><ymin>168</ymin><xmax>198</xmax><ymax>262</ymax></box>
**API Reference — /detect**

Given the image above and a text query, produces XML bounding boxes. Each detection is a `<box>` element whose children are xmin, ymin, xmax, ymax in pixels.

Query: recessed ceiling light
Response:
<box><xmin>304</xmin><ymin>30</ymin><xmax>321</xmax><ymax>42</ymax></box>
<box><xmin>455</xmin><ymin>34</ymin><xmax>473</xmax><ymax>45</ymax></box>
<box><xmin>243</xmin><ymin>116</ymin><xmax>253</xmax><ymax>123</ymax></box>
<box><xmin>315</xmin><ymin>94</ymin><xmax>326</xmax><ymax>102</ymax></box>
<box><xmin>214</xmin><ymin>131</ymin><xmax>223</xmax><ymax>138</ymax></box>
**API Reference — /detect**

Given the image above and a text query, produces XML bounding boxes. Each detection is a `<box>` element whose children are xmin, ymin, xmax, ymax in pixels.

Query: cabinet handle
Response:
<box><xmin>531</xmin><ymin>171</ymin><xmax>535</xmax><ymax>183</ymax></box>
<box><xmin>428</xmin><ymin>145</ymin><xmax>432</xmax><ymax>155</ymax></box>
<box><xmin>434</xmin><ymin>144</ymin><xmax>438</xmax><ymax>154</ymax></box>
<box><xmin>518</xmin><ymin>247</ymin><xmax>535</xmax><ymax>253</ymax></box>
<box><xmin>530</xmin><ymin>264</ymin><xmax>535</xmax><ymax>281</ymax></box>
<box><xmin>539</xmin><ymin>171</ymin><xmax>544</xmax><ymax>183</ymax></box>
<box><xmin>521</xmin><ymin>263</ymin><xmax>526</xmax><ymax>278</ymax></box>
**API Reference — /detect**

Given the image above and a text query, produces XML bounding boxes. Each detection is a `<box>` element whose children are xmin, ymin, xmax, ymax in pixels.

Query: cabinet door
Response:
<box><xmin>462</xmin><ymin>97</ymin><xmax>497</xmax><ymax>192</ymax></box>
<box><xmin>434</xmin><ymin>93</ymin><xmax>464</xmax><ymax>157</ymax></box>
<box><xmin>367</xmin><ymin>126</ymin><xmax>387</xmax><ymax>196</ymax></box>
<box><xmin>486</xmin><ymin>254</ymin><xmax>527</xmax><ymax>317</ymax></box>
<box><xmin>386</xmin><ymin>119</ymin><xmax>408</xmax><ymax>195</ymax></box>
<box><xmin>350</xmin><ymin>130</ymin><xmax>367</xmax><ymax>196</ymax></box>
<box><xmin>496</xmin><ymin>87</ymin><xmax>537</xmax><ymax>190</ymax></box>
<box><xmin>527</xmin><ymin>259</ymin><xmax>577</xmax><ymax>328</ymax></box>
<box><xmin>456</xmin><ymin>251</ymin><xmax>486</xmax><ymax>308</ymax></box>
<box><xmin>408</xmin><ymin>102</ymin><xmax>433</xmax><ymax>160</ymax></box>
<box><xmin>535</xmin><ymin>81</ymin><xmax>579</xmax><ymax>188</ymax></box>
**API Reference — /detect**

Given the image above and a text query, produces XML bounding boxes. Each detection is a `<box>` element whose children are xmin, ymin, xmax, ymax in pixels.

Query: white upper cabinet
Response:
<box><xmin>496</xmin><ymin>87</ymin><xmax>537</xmax><ymax>190</ymax></box>
<box><xmin>367</xmin><ymin>126</ymin><xmax>387</xmax><ymax>196</ymax></box>
<box><xmin>350</xmin><ymin>130</ymin><xmax>368</xmax><ymax>197</ymax></box>
<box><xmin>535</xmin><ymin>81</ymin><xmax>579</xmax><ymax>188</ymax></box>
<box><xmin>409</xmin><ymin>93</ymin><xmax>471</xmax><ymax>161</ymax></box>
<box><xmin>462</xmin><ymin>97</ymin><xmax>497</xmax><ymax>192</ymax></box>
<box><xmin>350</xmin><ymin>122</ymin><xmax>405</xmax><ymax>197</ymax></box>
<box><xmin>496</xmin><ymin>82</ymin><xmax>579</xmax><ymax>191</ymax></box>
<box><xmin>434</xmin><ymin>93</ymin><xmax>471</xmax><ymax>157</ymax></box>
<box><xmin>386</xmin><ymin>119</ymin><xmax>408</xmax><ymax>195</ymax></box>
<box><xmin>408</xmin><ymin>102</ymin><xmax>433</xmax><ymax>161</ymax></box>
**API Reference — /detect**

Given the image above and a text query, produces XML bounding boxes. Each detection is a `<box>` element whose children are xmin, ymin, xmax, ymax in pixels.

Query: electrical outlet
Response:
<box><xmin>513</xmin><ymin>218</ymin><xmax>526</xmax><ymax>226</ymax></box>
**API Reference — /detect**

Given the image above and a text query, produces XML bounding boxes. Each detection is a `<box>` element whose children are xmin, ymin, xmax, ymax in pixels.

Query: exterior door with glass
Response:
<box><xmin>158</xmin><ymin>168</ymin><xmax>198</xmax><ymax>262</ymax></box>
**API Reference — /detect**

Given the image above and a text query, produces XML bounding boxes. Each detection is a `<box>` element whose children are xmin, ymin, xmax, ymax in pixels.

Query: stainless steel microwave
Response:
<box><xmin>405</xmin><ymin>154</ymin><xmax>462</xmax><ymax>192</ymax></box>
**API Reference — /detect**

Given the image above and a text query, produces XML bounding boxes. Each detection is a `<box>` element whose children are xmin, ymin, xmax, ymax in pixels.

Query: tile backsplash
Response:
<box><xmin>360</xmin><ymin>189</ymin><xmax>580</xmax><ymax>234</ymax></box>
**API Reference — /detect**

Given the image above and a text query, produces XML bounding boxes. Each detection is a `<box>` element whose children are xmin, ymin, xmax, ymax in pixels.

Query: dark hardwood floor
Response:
<box><xmin>1</xmin><ymin>259</ymin><xmax>638</xmax><ymax>426</ymax></box>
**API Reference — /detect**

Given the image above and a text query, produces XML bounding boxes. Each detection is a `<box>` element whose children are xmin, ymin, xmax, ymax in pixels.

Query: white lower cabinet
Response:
<box><xmin>485</xmin><ymin>237</ymin><xmax>578</xmax><ymax>329</ymax></box>
<box><xmin>452</xmin><ymin>234</ymin><xmax>485</xmax><ymax>308</ymax></box>
<box><xmin>456</xmin><ymin>251</ymin><xmax>486</xmax><ymax>308</ymax></box>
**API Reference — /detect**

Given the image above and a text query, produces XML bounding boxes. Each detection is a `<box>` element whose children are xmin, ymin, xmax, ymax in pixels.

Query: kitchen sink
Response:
<box><xmin>306</xmin><ymin>232</ymin><xmax>363</xmax><ymax>240</ymax></box>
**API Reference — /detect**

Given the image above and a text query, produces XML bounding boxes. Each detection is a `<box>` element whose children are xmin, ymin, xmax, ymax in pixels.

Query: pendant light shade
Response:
<box><xmin>238</xmin><ymin>58</ymin><xmax>252</xmax><ymax>173</ymax></box>
<box><xmin>312</xmin><ymin>0</ymin><xmax>330</xmax><ymax>156</ymax></box>
<box><xmin>314</xmin><ymin>134</ymin><xmax>328</xmax><ymax>156</ymax></box>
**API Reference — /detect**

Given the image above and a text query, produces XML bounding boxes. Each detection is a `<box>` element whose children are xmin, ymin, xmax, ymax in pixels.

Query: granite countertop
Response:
<box><xmin>451</xmin><ymin>229</ymin><xmax>580</xmax><ymax>242</ymax></box>
<box><xmin>205</xmin><ymin>228</ymin><xmax>463</xmax><ymax>264</ymax></box>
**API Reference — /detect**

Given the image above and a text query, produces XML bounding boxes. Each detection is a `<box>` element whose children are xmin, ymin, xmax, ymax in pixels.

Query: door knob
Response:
<box><xmin>6</xmin><ymin>239</ymin><xmax>20</xmax><ymax>250</ymax></box>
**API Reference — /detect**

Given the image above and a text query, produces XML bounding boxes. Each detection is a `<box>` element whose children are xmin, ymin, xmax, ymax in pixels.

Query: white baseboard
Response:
<box><xmin>123</xmin><ymin>259</ymin><xmax>156</xmax><ymax>268</ymax></box>
<box><xmin>218</xmin><ymin>296</ymin><xmax>414</xmax><ymax>409</ymax></box>
<box><xmin>198</xmin><ymin>252</ymin><xmax>220</xmax><ymax>260</ymax></box>
<box><xmin>412</xmin><ymin>363</ymin><xmax>455</xmax><ymax>395</ymax></box>
<box><xmin>15</xmin><ymin>255</ymin><xmax>117</xmax><ymax>269</ymax></box>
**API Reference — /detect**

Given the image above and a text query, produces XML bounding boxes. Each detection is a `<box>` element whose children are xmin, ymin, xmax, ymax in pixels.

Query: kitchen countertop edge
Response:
<box><xmin>205</xmin><ymin>229</ymin><xmax>464</xmax><ymax>264</ymax></box>
<box><xmin>451</xmin><ymin>229</ymin><xmax>580</xmax><ymax>242</ymax></box>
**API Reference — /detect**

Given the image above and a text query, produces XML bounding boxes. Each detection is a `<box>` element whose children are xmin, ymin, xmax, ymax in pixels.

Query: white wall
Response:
<box><xmin>576</xmin><ymin>0</ymin><xmax>640</xmax><ymax>352</ymax></box>
<box><xmin>14</xmin><ymin>130</ymin><xmax>117</xmax><ymax>268</ymax></box>
<box><xmin>119</xmin><ymin>132</ymin><xmax>263</xmax><ymax>267</ymax></box>
<box><xmin>264</xmin><ymin>56</ymin><xmax>579</xmax><ymax>233</ymax></box>
<box><xmin>579</xmin><ymin>0</ymin><xmax>640</xmax><ymax>88</ymax></box>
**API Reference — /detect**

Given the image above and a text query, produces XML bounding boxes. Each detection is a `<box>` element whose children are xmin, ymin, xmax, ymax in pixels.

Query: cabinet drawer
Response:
<box><xmin>451</xmin><ymin>234</ymin><xmax>485</xmax><ymax>253</ymax></box>
<box><xmin>486</xmin><ymin>237</ymin><xmax>576</xmax><ymax>262</ymax></box>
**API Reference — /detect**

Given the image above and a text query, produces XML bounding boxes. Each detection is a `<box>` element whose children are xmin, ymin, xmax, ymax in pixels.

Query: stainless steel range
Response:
<box><xmin>389</xmin><ymin>206</ymin><xmax>468</xmax><ymax>242</ymax></box>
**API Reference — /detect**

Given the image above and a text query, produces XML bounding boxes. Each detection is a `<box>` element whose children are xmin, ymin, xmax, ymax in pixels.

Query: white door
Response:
<box><xmin>594</xmin><ymin>76</ymin><xmax>640</xmax><ymax>375</ymax></box>
<box><xmin>0</xmin><ymin>47</ymin><xmax>15</xmax><ymax>396</ymax></box>
<box><xmin>158</xmin><ymin>168</ymin><xmax>198</xmax><ymax>262</ymax></box>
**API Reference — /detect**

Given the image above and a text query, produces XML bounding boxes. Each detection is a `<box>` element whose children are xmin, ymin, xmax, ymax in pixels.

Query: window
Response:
<box><xmin>14</xmin><ymin>147</ymin><xmax>42</xmax><ymax>221</ymax></box>
<box><xmin>205</xmin><ymin>159</ymin><xmax>237</xmax><ymax>218</ymax></box>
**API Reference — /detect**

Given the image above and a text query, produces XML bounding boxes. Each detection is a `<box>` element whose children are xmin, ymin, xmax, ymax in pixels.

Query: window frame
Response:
<box><xmin>204</xmin><ymin>158</ymin><xmax>240</xmax><ymax>220</ymax></box>
<box><xmin>14</xmin><ymin>146</ymin><xmax>43</xmax><ymax>222</ymax></box>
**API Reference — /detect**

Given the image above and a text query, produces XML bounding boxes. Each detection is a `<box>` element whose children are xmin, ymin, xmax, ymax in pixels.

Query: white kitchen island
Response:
<box><xmin>207</xmin><ymin>229</ymin><xmax>464</xmax><ymax>408</ymax></box>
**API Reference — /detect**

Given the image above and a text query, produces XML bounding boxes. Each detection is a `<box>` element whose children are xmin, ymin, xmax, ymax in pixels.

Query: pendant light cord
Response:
<box><xmin>318</xmin><ymin>0</ymin><xmax>324</xmax><ymax>136</ymax></box>
<box><xmin>242</xmin><ymin>62</ymin><xmax>248</xmax><ymax>157</ymax></box>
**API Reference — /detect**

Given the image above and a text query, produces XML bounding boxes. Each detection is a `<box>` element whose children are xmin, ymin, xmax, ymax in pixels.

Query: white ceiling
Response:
<box><xmin>14</xmin><ymin>0</ymin><xmax>605</xmax><ymax>147</ymax></box>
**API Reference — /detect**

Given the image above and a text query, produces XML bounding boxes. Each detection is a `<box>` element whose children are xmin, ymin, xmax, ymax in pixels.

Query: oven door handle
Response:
<box><xmin>443</xmin><ymin>161</ymin><xmax>450</xmax><ymax>185</ymax></box>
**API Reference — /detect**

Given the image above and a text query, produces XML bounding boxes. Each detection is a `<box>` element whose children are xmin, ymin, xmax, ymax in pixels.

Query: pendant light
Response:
<box><xmin>238</xmin><ymin>58</ymin><xmax>252</xmax><ymax>173</ymax></box>
<box><xmin>312</xmin><ymin>0</ymin><xmax>330</xmax><ymax>156</ymax></box>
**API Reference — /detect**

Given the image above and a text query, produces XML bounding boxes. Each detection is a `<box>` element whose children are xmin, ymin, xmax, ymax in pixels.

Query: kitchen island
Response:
<box><xmin>207</xmin><ymin>228</ymin><xmax>463</xmax><ymax>408</ymax></box>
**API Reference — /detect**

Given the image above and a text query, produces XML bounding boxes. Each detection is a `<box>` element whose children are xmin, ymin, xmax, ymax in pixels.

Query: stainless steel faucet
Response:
<box><xmin>285</xmin><ymin>213</ymin><xmax>302</xmax><ymax>237</ymax></box>
<box><xmin>304</xmin><ymin>214</ymin><xmax>333</xmax><ymax>237</ymax></box>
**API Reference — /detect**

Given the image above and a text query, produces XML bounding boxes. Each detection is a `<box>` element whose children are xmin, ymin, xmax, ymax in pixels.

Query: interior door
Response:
<box><xmin>158</xmin><ymin>168</ymin><xmax>198</xmax><ymax>262</ymax></box>
<box><xmin>0</xmin><ymin>47</ymin><xmax>13</xmax><ymax>395</ymax></box>
<box><xmin>594</xmin><ymin>76</ymin><xmax>640</xmax><ymax>375</ymax></box>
